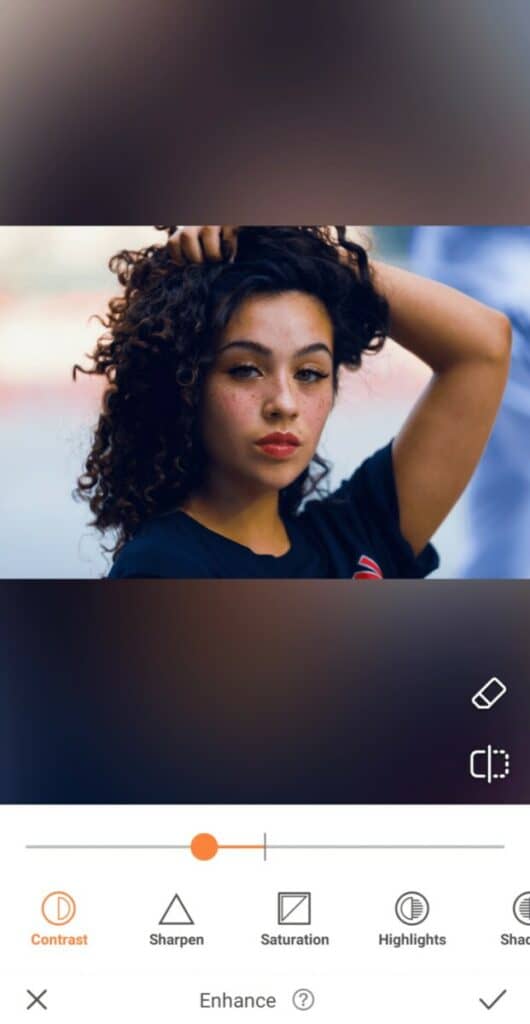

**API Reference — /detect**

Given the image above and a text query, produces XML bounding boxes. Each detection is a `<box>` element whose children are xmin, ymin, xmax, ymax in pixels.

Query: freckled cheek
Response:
<box><xmin>205</xmin><ymin>385</ymin><xmax>259</xmax><ymax>441</ymax></box>
<box><xmin>301</xmin><ymin>392</ymin><xmax>334</xmax><ymax>438</ymax></box>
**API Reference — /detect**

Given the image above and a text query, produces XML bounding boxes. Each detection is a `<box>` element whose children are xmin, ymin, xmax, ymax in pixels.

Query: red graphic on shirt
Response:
<box><xmin>353</xmin><ymin>554</ymin><xmax>384</xmax><ymax>580</ymax></box>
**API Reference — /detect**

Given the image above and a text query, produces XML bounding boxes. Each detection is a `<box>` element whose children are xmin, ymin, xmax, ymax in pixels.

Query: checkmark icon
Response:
<box><xmin>479</xmin><ymin>989</ymin><xmax>507</xmax><ymax>1010</ymax></box>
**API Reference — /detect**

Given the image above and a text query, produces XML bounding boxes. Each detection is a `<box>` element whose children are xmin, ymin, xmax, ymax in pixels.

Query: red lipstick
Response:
<box><xmin>255</xmin><ymin>432</ymin><xmax>301</xmax><ymax>459</ymax></box>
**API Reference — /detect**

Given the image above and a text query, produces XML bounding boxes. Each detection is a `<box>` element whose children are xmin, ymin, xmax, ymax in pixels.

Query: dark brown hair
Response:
<box><xmin>74</xmin><ymin>226</ymin><xmax>389</xmax><ymax>558</ymax></box>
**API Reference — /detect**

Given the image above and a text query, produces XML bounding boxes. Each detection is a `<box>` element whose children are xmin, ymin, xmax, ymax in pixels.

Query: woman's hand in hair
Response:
<box><xmin>168</xmin><ymin>226</ymin><xmax>238</xmax><ymax>265</ymax></box>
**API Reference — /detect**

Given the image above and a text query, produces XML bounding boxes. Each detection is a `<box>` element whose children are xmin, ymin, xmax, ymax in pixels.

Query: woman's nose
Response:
<box><xmin>263</xmin><ymin>374</ymin><xmax>299</xmax><ymax>418</ymax></box>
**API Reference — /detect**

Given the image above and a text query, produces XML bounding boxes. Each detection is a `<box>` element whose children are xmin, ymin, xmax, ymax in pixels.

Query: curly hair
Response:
<box><xmin>74</xmin><ymin>226</ymin><xmax>390</xmax><ymax>559</ymax></box>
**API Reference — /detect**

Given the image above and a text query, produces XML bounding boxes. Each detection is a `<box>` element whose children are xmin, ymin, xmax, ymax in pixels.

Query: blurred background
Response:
<box><xmin>3</xmin><ymin>0</ymin><xmax>530</xmax><ymax>224</ymax></box>
<box><xmin>1</xmin><ymin>226</ymin><xmax>529</xmax><ymax>578</ymax></box>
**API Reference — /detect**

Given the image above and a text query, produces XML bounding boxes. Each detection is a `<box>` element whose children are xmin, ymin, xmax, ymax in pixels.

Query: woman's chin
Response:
<box><xmin>251</xmin><ymin>462</ymin><xmax>307</xmax><ymax>491</ymax></box>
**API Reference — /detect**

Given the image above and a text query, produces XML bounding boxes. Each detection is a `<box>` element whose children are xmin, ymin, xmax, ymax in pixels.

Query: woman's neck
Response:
<box><xmin>179</xmin><ymin>481</ymin><xmax>290</xmax><ymax>556</ymax></box>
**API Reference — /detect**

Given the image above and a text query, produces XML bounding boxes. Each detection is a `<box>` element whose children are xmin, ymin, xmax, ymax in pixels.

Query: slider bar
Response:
<box><xmin>26</xmin><ymin>843</ymin><xmax>505</xmax><ymax>850</ymax></box>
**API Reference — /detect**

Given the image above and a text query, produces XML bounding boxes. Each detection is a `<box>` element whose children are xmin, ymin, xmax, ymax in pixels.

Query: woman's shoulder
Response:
<box><xmin>303</xmin><ymin>442</ymin><xmax>395</xmax><ymax>516</ymax></box>
<box><xmin>298</xmin><ymin>441</ymin><xmax>439</xmax><ymax>579</ymax></box>
<box><xmin>107</xmin><ymin>511</ymin><xmax>210</xmax><ymax>579</ymax></box>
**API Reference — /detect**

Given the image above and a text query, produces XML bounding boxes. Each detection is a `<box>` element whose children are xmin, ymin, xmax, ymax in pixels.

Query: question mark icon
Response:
<box><xmin>292</xmin><ymin>988</ymin><xmax>315</xmax><ymax>1010</ymax></box>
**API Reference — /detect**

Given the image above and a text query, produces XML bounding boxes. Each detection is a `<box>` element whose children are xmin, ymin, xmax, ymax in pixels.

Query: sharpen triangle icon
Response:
<box><xmin>158</xmin><ymin>893</ymin><xmax>194</xmax><ymax>925</ymax></box>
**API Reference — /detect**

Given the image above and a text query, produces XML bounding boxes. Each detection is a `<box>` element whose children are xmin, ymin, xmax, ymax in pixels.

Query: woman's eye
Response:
<box><xmin>296</xmin><ymin>368</ymin><xmax>329</xmax><ymax>383</ymax></box>
<box><xmin>228</xmin><ymin>364</ymin><xmax>261</xmax><ymax>379</ymax></box>
<box><xmin>226</xmin><ymin>365</ymin><xmax>329</xmax><ymax>383</ymax></box>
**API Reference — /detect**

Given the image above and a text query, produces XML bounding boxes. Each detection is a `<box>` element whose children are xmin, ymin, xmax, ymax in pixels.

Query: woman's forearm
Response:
<box><xmin>371</xmin><ymin>259</ymin><xmax>512</xmax><ymax>372</ymax></box>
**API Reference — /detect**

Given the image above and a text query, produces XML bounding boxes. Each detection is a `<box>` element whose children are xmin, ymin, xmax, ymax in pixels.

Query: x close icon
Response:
<box><xmin>26</xmin><ymin>989</ymin><xmax>47</xmax><ymax>1010</ymax></box>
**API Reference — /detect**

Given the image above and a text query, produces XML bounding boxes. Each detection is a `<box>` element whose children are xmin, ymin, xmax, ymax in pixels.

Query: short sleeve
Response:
<box><xmin>301</xmin><ymin>441</ymin><xmax>440</xmax><ymax>579</ymax></box>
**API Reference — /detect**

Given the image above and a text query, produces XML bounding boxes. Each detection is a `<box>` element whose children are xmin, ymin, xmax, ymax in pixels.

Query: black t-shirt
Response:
<box><xmin>108</xmin><ymin>442</ymin><xmax>439</xmax><ymax>579</ymax></box>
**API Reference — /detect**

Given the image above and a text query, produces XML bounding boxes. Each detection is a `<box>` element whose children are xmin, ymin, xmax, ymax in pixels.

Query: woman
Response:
<box><xmin>75</xmin><ymin>225</ymin><xmax>511</xmax><ymax>579</ymax></box>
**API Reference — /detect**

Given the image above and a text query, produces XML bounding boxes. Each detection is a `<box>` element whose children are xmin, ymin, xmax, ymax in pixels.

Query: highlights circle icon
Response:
<box><xmin>395</xmin><ymin>891</ymin><xmax>429</xmax><ymax>926</ymax></box>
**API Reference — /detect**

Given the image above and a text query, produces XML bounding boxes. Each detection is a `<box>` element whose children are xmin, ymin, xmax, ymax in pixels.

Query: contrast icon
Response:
<box><xmin>470</xmin><ymin>746</ymin><xmax>510</xmax><ymax>783</ymax></box>
<box><xmin>292</xmin><ymin>988</ymin><xmax>315</xmax><ymax>1010</ymax></box>
<box><xmin>472</xmin><ymin>677</ymin><xmax>507</xmax><ymax>710</ymax></box>
<box><xmin>513</xmin><ymin>892</ymin><xmax>530</xmax><ymax>925</ymax></box>
<box><xmin>158</xmin><ymin>893</ymin><xmax>194</xmax><ymax>925</ymax></box>
<box><xmin>278</xmin><ymin>892</ymin><xmax>311</xmax><ymax>925</ymax></box>
<box><xmin>395</xmin><ymin>892</ymin><xmax>429</xmax><ymax>925</ymax></box>
<box><xmin>41</xmin><ymin>891</ymin><xmax>76</xmax><ymax>926</ymax></box>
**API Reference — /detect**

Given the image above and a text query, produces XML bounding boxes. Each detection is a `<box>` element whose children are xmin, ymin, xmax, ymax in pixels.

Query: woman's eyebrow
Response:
<box><xmin>218</xmin><ymin>340</ymin><xmax>332</xmax><ymax>358</ymax></box>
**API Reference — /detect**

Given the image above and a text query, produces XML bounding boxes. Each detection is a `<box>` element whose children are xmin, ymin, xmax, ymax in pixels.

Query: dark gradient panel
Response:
<box><xmin>1</xmin><ymin>582</ymin><xmax>528</xmax><ymax>803</ymax></box>
<box><xmin>2</xmin><ymin>0</ymin><xmax>530</xmax><ymax>221</ymax></box>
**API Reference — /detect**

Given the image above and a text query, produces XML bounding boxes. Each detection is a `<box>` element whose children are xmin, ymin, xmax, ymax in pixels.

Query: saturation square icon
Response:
<box><xmin>278</xmin><ymin>892</ymin><xmax>311</xmax><ymax>926</ymax></box>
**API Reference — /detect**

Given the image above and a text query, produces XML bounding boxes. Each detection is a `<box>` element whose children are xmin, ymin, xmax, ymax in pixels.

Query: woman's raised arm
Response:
<box><xmin>371</xmin><ymin>259</ymin><xmax>512</xmax><ymax>555</ymax></box>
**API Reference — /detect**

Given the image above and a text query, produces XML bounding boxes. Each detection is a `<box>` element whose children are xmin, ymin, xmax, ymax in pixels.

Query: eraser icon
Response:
<box><xmin>471</xmin><ymin>677</ymin><xmax>507</xmax><ymax>710</ymax></box>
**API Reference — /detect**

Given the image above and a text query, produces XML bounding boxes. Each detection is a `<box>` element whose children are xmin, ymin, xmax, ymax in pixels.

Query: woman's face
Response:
<box><xmin>199</xmin><ymin>290</ymin><xmax>336</xmax><ymax>496</ymax></box>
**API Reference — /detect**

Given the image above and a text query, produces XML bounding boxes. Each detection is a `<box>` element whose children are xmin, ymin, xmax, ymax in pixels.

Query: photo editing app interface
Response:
<box><xmin>2</xmin><ymin>583</ymin><xmax>529</xmax><ymax>1022</ymax></box>
<box><xmin>1</xmin><ymin>226</ymin><xmax>530</xmax><ymax>1020</ymax></box>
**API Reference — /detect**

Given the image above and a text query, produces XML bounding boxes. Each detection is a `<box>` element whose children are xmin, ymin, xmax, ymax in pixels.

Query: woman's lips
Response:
<box><xmin>256</xmin><ymin>442</ymin><xmax>299</xmax><ymax>458</ymax></box>
<box><xmin>255</xmin><ymin>432</ymin><xmax>301</xmax><ymax>459</ymax></box>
